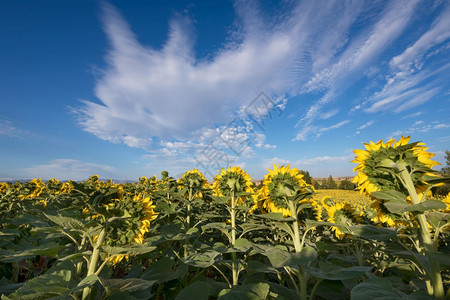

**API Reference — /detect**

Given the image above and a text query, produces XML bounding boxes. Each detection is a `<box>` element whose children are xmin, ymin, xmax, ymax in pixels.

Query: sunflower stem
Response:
<box><xmin>288</xmin><ymin>199</ymin><xmax>302</xmax><ymax>253</ymax></box>
<box><xmin>231</xmin><ymin>190</ymin><xmax>238</xmax><ymax>286</ymax></box>
<box><xmin>82</xmin><ymin>227</ymin><xmax>107</xmax><ymax>300</ymax></box>
<box><xmin>187</xmin><ymin>186</ymin><xmax>193</xmax><ymax>229</ymax></box>
<box><xmin>399</xmin><ymin>166</ymin><xmax>444</xmax><ymax>299</ymax></box>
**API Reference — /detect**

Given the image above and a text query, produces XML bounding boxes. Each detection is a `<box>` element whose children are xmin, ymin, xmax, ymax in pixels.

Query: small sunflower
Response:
<box><xmin>90</xmin><ymin>193</ymin><xmax>158</xmax><ymax>264</ymax></box>
<box><xmin>17</xmin><ymin>178</ymin><xmax>45</xmax><ymax>200</ymax></box>
<box><xmin>325</xmin><ymin>202</ymin><xmax>361</xmax><ymax>239</ymax></box>
<box><xmin>257</xmin><ymin>164</ymin><xmax>314</xmax><ymax>217</ymax></box>
<box><xmin>178</xmin><ymin>168</ymin><xmax>209</xmax><ymax>198</ymax></box>
<box><xmin>212</xmin><ymin>166</ymin><xmax>254</xmax><ymax>206</ymax></box>
<box><xmin>0</xmin><ymin>182</ymin><xmax>9</xmax><ymax>195</ymax></box>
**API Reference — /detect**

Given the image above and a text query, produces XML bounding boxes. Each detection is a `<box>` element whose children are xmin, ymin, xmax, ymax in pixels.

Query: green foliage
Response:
<box><xmin>0</xmin><ymin>159</ymin><xmax>449</xmax><ymax>299</ymax></box>
<box><xmin>339</xmin><ymin>179</ymin><xmax>356</xmax><ymax>190</ymax></box>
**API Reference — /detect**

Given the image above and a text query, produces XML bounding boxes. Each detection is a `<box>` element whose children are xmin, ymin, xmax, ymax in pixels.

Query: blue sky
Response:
<box><xmin>1</xmin><ymin>0</ymin><xmax>449</xmax><ymax>181</ymax></box>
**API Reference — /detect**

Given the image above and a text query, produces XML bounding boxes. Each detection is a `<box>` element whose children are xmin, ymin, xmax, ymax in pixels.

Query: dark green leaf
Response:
<box><xmin>0</xmin><ymin>242</ymin><xmax>67</xmax><ymax>263</ymax></box>
<box><xmin>5</xmin><ymin>270</ymin><xmax>71</xmax><ymax>300</ymax></box>
<box><xmin>44</xmin><ymin>213</ymin><xmax>85</xmax><ymax>231</ymax></box>
<box><xmin>218</xmin><ymin>283</ymin><xmax>270</xmax><ymax>300</ymax></box>
<box><xmin>181</xmin><ymin>251</ymin><xmax>220</xmax><ymax>268</ymax></box>
<box><xmin>175</xmin><ymin>280</ymin><xmax>211</xmax><ymax>300</ymax></box>
<box><xmin>306</xmin><ymin>262</ymin><xmax>371</xmax><ymax>280</ymax></box>
<box><xmin>350</xmin><ymin>225</ymin><xmax>396</xmax><ymax>241</ymax></box>
<box><xmin>102</xmin><ymin>244</ymin><xmax>156</xmax><ymax>256</ymax></box>
<box><xmin>265</xmin><ymin>246</ymin><xmax>317</xmax><ymax>268</ymax></box>
<box><xmin>351</xmin><ymin>277</ymin><xmax>407</xmax><ymax>299</ymax></box>
<box><xmin>255</xmin><ymin>213</ymin><xmax>293</xmax><ymax>221</ymax></box>
<box><xmin>402</xmin><ymin>200</ymin><xmax>446</xmax><ymax>213</ymax></box>
<box><xmin>102</xmin><ymin>278</ymin><xmax>156</xmax><ymax>293</ymax></box>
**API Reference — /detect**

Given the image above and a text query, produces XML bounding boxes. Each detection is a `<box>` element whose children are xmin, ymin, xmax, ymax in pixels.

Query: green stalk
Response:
<box><xmin>399</xmin><ymin>166</ymin><xmax>444</xmax><ymax>299</ymax></box>
<box><xmin>287</xmin><ymin>198</ymin><xmax>308</xmax><ymax>300</ymax></box>
<box><xmin>231</xmin><ymin>190</ymin><xmax>238</xmax><ymax>286</ymax></box>
<box><xmin>288</xmin><ymin>199</ymin><xmax>302</xmax><ymax>253</ymax></box>
<box><xmin>187</xmin><ymin>186</ymin><xmax>193</xmax><ymax>229</ymax></box>
<box><xmin>82</xmin><ymin>228</ymin><xmax>107</xmax><ymax>300</ymax></box>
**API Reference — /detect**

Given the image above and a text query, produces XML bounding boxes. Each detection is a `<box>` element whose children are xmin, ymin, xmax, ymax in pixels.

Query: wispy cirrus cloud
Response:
<box><xmin>295</xmin><ymin>0</ymin><xmax>421</xmax><ymax>140</ymax></box>
<box><xmin>75</xmin><ymin>0</ymin><xmax>449</xmax><ymax>156</ymax></box>
<box><xmin>361</xmin><ymin>3</ymin><xmax>450</xmax><ymax>114</ymax></box>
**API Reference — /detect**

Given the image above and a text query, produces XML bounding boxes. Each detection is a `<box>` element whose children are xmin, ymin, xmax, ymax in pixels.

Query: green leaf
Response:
<box><xmin>175</xmin><ymin>280</ymin><xmax>211</xmax><ymax>300</ymax></box>
<box><xmin>304</xmin><ymin>219</ymin><xmax>346</xmax><ymax>228</ymax></box>
<box><xmin>402</xmin><ymin>200</ymin><xmax>446</xmax><ymax>213</ymax></box>
<box><xmin>232</xmin><ymin>238</ymin><xmax>253</xmax><ymax>252</ymax></box>
<box><xmin>210</xmin><ymin>196</ymin><xmax>229</xmax><ymax>205</ymax></box>
<box><xmin>140</xmin><ymin>257</ymin><xmax>187</xmax><ymax>283</ymax></box>
<box><xmin>160</xmin><ymin>224</ymin><xmax>182</xmax><ymax>240</ymax></box>
<box><xmin>428</xmin><ymin>251</ymin><xmax>450</xmax><ymax>266</ymax></box>
<box><xmin>306</xmin><ymin>262</ymin><xmax>371</xmax><ymax>280</ymax></box>
<box><xmin>255</xmin><ymin>213</ymin><xmax>293</xmax><ymax>221</ymax></box>
<box><xmin>421</xmin><ymin>175</ymin><xmax>450</xmax><ymax>185</ymax></box>
<box><xmin>384</xmin><ymin>201</ymin><xmax>408</xmax><ymax>214</ymax></box>
<box><xmin>265</xmin><ymin>246</ymin><xmax>317</xmax><ymax>268</ymax></box>
<box><xmin>371</xmin><ymin>190</ymin><xmax>407</xmax><ymax>202</ymax></box>
<box><xmin>102</xmin><ymin>278</ymin><xmax>156</xmax><ymax>293</ymax></box>
<box><xmin>70</xmin><ymin>274</ymin><xmax>100</xmax><ymax>293</ymax></box>
<box><xmin>0</xmin><ymin>278</ymin><xmax>24</xmax><ymax>296</ymax></box>
<box><xmin>351</xmin><ymin>277</ymin><xmax>407</xmax><ymax>299</ymax></box>
<box><xmin>5</xmin><ymin>270</ymin><xmax>71</xmax><ymax>300</ymax></box>
<box><xmin>425</xmin><ymin>211</ymin><xmax>450</xmax><ymax>228</ymax></box>
<box><xmin>247</xmin><ymin>260</ymin><xmax>278</xmax><ymax>274</ymax></box>
<box><xmin>181</xmin><ymin>251</ymin><xmax>220</xmax><ymax>268</ymax></box>
<box><xmin>44</xmin><ymin>213</ymin><xmax>85</xmax><ymax>231</ymax></box>
<box><xmin>350</xmin><ymin>225</ymin><xmax>396</xmax><ymax>241</ymax></box>
<box><xmin>0</xmin><ymin>242</ymin><xmax>67</xmax><ymax>263</ymax></box>
<box><xmin>218</xmin><ymin>283</ymin><xmax>270</xmax><ymax>300</ymax></box>
<box><xmin>102</xmin><ymin>244</ymin><xmax>156</xmax><ymax>256</ymax></box>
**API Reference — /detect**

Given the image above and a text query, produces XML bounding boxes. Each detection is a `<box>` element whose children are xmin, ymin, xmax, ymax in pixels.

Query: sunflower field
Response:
<box><xmin>0</xmin><ymin>136</ymin><xmax>449</xmax><ymax>299</ymax></box>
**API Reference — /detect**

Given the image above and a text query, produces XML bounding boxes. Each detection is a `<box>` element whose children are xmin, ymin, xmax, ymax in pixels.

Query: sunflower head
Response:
<box><xmin>0</xmin><ymin>182</ymin><xmax>9</xmax><ymax>195</ymax></box>
<box><xmin>213</xmin><ymin>166</ymin><xmax>254</xmax><ymax>196</ymax></box>
<box><xmin>178</xmin><ymin>169</ymin><xmax>208</xmax><ymax>189</ymax></box>
<box><xmin>352</xmin><ymin>135</ymin><xmax>440</xmax><ymax>197</ymax></box>
<box><xmin>257</xmin><ymin>164</ymin><xmax>314</xmax><ymax>217</ymax></box>
<box><xmin>325</xmin><ymin>202</ymin><xmax>361</xmax><ymax>239</ymax></box>
<box><xmin>17</xmin><ymin>178</ymin><xmax>45</xmax><ymax>200</ymax></box>
<box><xmin>99</xmin><ymin>193</ymin><xmax>158</xmax><ymax>264</ymax></box>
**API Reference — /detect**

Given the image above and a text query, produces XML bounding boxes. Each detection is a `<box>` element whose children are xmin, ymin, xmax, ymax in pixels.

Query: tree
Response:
<box><xmin>434</xmin><ymin>150</ymin><xmax>450</xmax><ymax>196</ymax></box>
<box><xmin>339</xmin><ymin>179</ymin><xmax>356</xmax><ymax>190</ymax></box>
<box><xmin>299</xmin><ymin>170</ymin><xmax>312</xmax><ymax>184</ymax></box>
<box><xmin>322</xmin><ymin>175</ymin><xmax>337</xmax><ymax>189</ymax></box>
<box><xmin>441</xmin><ymin>150</ymin><xmax>450</xmax><ymax>174</ymax></box>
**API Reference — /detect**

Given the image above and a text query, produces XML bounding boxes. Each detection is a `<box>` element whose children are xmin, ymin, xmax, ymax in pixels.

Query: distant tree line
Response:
<box><xmin>297</xmin><ymin>171</ymin><xmax>356</xmax><ymax>190</ymax></box>
<box><xmin>433</xmin><ymin>150</ymin><xmax>450</xmax><ymax>196</ymax></box>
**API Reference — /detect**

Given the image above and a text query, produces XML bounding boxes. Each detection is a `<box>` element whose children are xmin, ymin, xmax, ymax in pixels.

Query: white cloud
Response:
<box><xmin>361</xmin><ymin>4</ymin><xmax>450</xmax><ymax>114</ymax></box>
<box><xmin>296</xmin><ymin>0</ymin><xmax>420</xmax><ymax>140</ymax></box>
<box><xmin>76</xmin><ymin>2</ymin><xmax>301</xmax><ymax>150</ymax></box>
<box><xmin>23</xmin><ymin>159</ymin><xmax>119</xmax><ymax>181</ymax></box>
<box><xmin>390</xmin><ymin>5</ymin><xmax>450</xmax><ymax>72</ymax></box>
<box><xmin>357</xmin><ymin>120</ymin><xmax>375</xmax><ymax>130</ymax></box>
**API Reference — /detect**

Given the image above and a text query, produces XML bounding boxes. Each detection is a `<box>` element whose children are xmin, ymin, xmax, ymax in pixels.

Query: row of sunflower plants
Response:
<box><xmin>0</xmin><ymin>135</ymin><xmax>449</xmax><ymax>299</ymax></box>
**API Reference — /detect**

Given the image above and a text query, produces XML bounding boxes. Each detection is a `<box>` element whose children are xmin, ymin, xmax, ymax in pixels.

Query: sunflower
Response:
<box><xmin>178</xmin><ymin>168</ymin><xmax>209</xmax><ymax>198</ymax></box>
<box><xmin>90</xmin><ymin>193</ymin><xmax>158</xmax><ymax>264</ymax></box>
<box><xmin>325</xmin><ymin>202</ymin><xmax>361</xmax><ymax>239</ymax></box>
<box><xmin>17</xmin><ymin>178</ymin><xmax>45</xmax><ymax>200</ymax></box>
<box><xmin>442</xmin><ymin>192</ymin><xmax>450</xmax><ymax>213</ymax></box>
<box><xmin>0</xmin><ymin>182</ymin><xmax>9</xmax><ymax>195</ymax></box>
<box><xmin>257</xmin><ymin>164</ymin><xmax>314</xmax><ymax>217</ymax></box>
<box><xmin>212</xmin><ymin>166</ymin><xmax>254</xmax><ymax>206</ymax></box>
<box><xmin>352</xmin><ymin>135</ymin><xmax>440</xmax><ymax>197</ymax></box>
